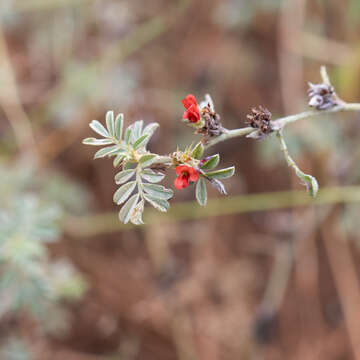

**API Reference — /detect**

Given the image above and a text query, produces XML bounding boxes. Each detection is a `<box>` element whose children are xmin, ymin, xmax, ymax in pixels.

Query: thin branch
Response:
<box><xmin>205</xmin><ymin>102</ymin><xmax>360</xmax><ymax>149</ymax></box>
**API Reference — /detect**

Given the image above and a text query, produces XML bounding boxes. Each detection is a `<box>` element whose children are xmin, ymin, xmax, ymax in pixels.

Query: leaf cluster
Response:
<box><xmin>84</xmin><ymin>111</ymin><xmax>174</xmax><ymax>224</ymax></box>
<box><xmin>191</xmin><ymin>142</ymin><xmax>235</xmax><ymax>206</ymax></box>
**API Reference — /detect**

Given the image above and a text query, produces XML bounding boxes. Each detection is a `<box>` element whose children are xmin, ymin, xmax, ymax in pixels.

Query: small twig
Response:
<box><xmin>276</xmin><ymin>129</ymin><xmax>318</xmax><ymax>197</ymax></box>
<box><xmin>204</xmin><ymin>101</ymin><xmax>360</xmax><ymax>150</ymax></box>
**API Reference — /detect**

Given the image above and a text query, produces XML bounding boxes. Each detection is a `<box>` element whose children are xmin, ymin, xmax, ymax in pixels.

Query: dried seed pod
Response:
<box><xmin>197</xmin><ymin>104</ymin><xmax>225</xmax><ymax>138</ymax></box>
<box><xmin>246</xmin><ymin>106</ymin><xmax>273</xmax><ymax>140</ymax></box>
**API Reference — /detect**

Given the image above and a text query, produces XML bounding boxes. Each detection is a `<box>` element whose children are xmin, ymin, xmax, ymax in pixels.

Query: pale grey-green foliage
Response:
<box><xmin>0</xmin><ymin>162</ymin><xmax>87</xmax><ymax>358</ymax></box>
<box><xmin>83</xmin><ymin>113</ymin><xmax>237</xmax><ymax>219</ymax></box>
<box><xmin>83</xmin><ymin>111</ymin><xmax>174</xmax><ymax>224</ymax></box>
<box><xmin>197</xmin><ymin>151</ymin><xmax>235</xmax><ymax>205</ymax></box>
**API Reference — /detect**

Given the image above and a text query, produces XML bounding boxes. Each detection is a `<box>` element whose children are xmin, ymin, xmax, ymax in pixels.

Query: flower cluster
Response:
<box><xmin>307</xmin><ymin>82</ymin><xmax>337</xmax><ymax>110</ymax></box>
<box><xmin>182</xmin><ymin>94</ymin><xmax>225</xmax><ymax>139</ymax></box>
<box><xmin>246</xmin><ymin>106</ymin><xmax>273</xmax><ymax>140</ymax></box>
<box><xmin>182</xmin><ymin>94</ymin><xmax>200</xmax><ymax>123</ymax></box>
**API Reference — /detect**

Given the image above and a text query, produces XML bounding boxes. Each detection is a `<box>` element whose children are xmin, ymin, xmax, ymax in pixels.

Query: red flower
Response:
<box><xmin>182</xmin><ymin>94</ymin><xmax>201</xmax><ymax>123</ymax></box>
<box><xmin>174</xmin><ymin>165</ymin><xmax>199</xmax><ymax>189</ymax></box>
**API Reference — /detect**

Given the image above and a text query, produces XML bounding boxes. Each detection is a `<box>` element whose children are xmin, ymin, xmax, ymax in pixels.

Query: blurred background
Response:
<box><xmin>1</xmin><ymin>0</ymin><xmax>360</xmax><ymax>359</ymax></box>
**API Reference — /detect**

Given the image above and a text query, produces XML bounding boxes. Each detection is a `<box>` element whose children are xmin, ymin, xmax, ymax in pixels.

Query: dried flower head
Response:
<box><xmin>197</xmin><ymin>104</ymin><xmax>225</xmax><ymax>138</ymax></box>
<box><xmin>307</xmin><ymin>82</ymin><xmax>337</xmax><ymax>110</ymax></box>
<box><xmin>246</xmin><ymin>106</ymin><xmax>273</xmax><ymax>140</ymax></box>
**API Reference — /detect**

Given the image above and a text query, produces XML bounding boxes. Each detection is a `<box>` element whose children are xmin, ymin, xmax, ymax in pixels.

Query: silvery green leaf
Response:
<box><xmin>131</xmin><ymin>120</ymin><xmax>143</xmax><ymax>143</ymax></box>
<box><xmin>106</xmin><ymin>111</ymin><xmax>115</xmax><ymax>136</ymax></box>
<box><xmin>94</xmin><ymin>145</ymin><xmax>120</xmax><ymax>159</ymax></box>
<box><xmin>205</xmin><ymin>166</ymin><xmax>235</xmax><ymax>179</ymax></box>
<box><xmin>123</xmin><ymin>161</ymin><xmax>137</xmax><ymax>170</ymax></box>
<box><xmin>132</xmin><ymin>134</ymin><xmax>149</xmax><ymax>150</ymax></box>
<box><xmin>115</xmin><ymin>113</ymin><xmax>124</xmax><ymax>140</ymax></box>
<box><xmin>124</xmin><ymin>125</ymin><xmax>132</xmax><ymax>144</ymax></box>
<box><xmin>201</xmin><ymin>154</ymin><xmax>219</xmax><ymax>170</ymax></box>
<box><xmin>209</xmin><ymin>178</ymin><xmax>227</xmax><ymax>195</ymax></box>
<box><xmin>119</xmin><ymin>194</ymin><xmax>139</xmax><ymax>224</ymax></box>
<box><xmin>144</xmin><ymin>194</ymin><xmax>169</xmax><ymax>212</ymax></box>
<box><xmin>130</xmin><ymin>199</ymin><xmax>144</xmax><ymax>225</ymax></box>
<box><xmin>89</xmin><ymin>120</ymin><xmax>109</xmax><ymax>138</ymax></box>
<box><xmin>195</xmin><ymin>177</ymin><xmax>207</xmax><ymax>206</ymax></box>
<box><xmin>296</xmin><ymin>170</ymin><xmax>319</xmax><ymax>197</ymax></box>
<box><xmin>115</xmin><ymin>169</ymin><xmax>136</xmax><ymax>184</ymax></box>
<box><xmin>82</xmin><ymin>138</ymin><xmax>114</xmax><ymax>146</ymax></box>
<box><xmin>113</xmin><ymin>154</ymin><xmax>126</xmax><ymax>167</ymax></box>
<box><xmin>139</xmin><ymin>154</ymin><xmax>157</xmax><ymax>168</ymax></box>
<box><xmin>113</xmin><ymin>181</ymin><xmax>136</xmax><ymax>205</ymax></box>
<box><xmin>141</xmin><ymin>122</ymin><xmax>159</xmax><ymax>147</ymax></box>
<box><xmin>143</xmin><ymin>183</ymin><xmax>173</xmax><ymax>200</ymax></box>
<box><xmin>142</xmin><ymin>122</ymin><xmax>159</xmax><ymax>137</ymax></box>
<box><xmin>141</xmin><ymin>169</ymin><xmax>165</xmax><ymax>183</ymax></box>
<box><xmin>191</xmin><ymin>142</ymin><xmax>204</xmax><ymax>160</ymax></box>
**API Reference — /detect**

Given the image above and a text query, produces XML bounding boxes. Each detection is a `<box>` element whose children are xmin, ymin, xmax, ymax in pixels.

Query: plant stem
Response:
<box><xmin>205</xmin><ymin>102</ymin><xmax>360</xmax><ymax>149</ymax></box>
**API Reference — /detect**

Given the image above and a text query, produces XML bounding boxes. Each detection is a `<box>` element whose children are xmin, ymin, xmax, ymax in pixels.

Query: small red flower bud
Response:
<box><xmin>174</xmin><ymin>165</ymin><xmax>199</xmax><ymax>189</ymax></box>
<box><xmin>182</xmin><ymin>94</ymin><xmax>200</xmax><ymax>123</ymax></box>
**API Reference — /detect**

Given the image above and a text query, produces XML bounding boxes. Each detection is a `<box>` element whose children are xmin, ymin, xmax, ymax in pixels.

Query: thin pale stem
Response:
<box><xmin>276</xmin><ymin>130</ymin><xmax>297</xmax><ymax>169</ymax></box>
<box><xmin>205</xmin><ymin>102</ymin><xmax>360</xmax><ymax>150</ymax></box>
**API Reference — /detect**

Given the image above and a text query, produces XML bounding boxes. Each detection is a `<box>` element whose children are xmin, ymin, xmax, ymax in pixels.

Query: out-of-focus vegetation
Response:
<box><xmin>1</xmin><ymin>0</ymin><xmax>360</xmax><ymax>359</ymax></box>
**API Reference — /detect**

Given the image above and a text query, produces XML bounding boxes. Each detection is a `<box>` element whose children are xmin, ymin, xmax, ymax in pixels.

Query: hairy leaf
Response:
<box><xmin>191</xmin><ymin>142</ymin><xmax>204</xmax><ymax>160</ymax></box>
<box><xmin>130</xmin><ymin>199</ymin><xmax>144</xmax><ymax>225</ymax></box>
<box><xmin>201</xmin><ymin>154</ymin><xmax>219</xmax><ymax>170</ymax></box>
<box><xmin>115</xmin><ymin>113</ymin><xmax>124</xmax><ymax>140</ymax></box>
<box><xmin>142</xmin><ymin>122</ymin><xmax>159</xmax><ymax>137</ymax></box>
<box><xmin>119</xmin><ymin>194</ymin><xmax>139</xmax><ymax>224</ymax></box>
<box><xmin>106</xmin><ymin>111</ymin><xmax>115</xmax><ymax>136</ymax></box>
<box><xmin>113</xmin><ymin>181</ymin><xmax>136</xmax><ymax>205</ymax></box>
<box><xmin>205</xmin><ymin>166</ymin><xmax>235</xmax><ymax>179</ymax></box>
<box><xmin>144</xmin><ymin>194</ymin><xmax>169</xmax><ymax>212</ymax></box>
<box><xmin>113</xmin><ymin>154</ymin><xmax>126</xmax><ymax>167</ymax></box>
<box><xmin>143</xmin><ymin>183</ymin><xmax>173</xmax><ymax>200</ymax></box>
<box><xmin>115</xmin><ymin>169</ymin><xmax>136</xmax><ymax>185</ymax></box>
<box><xmin>296</xmin><ymin>170</ymin><xmax>319</xmax><ymax>197</ymax></box>
<box><xmin>196</xmin><ymin>177</ymin><xmax>207</xmax><ymax>206</ymax></box>
<box><xmin>131</xmin><ymin>120</ymin><xmax>143</xmax><ymax>143</ymax></box>
<box><xmin>139</xmin><ymin>154</ymin><xmax>157</xmax><ymax>168</ymax></box>
<box><xmin>141</xmin><ymin>169</ymin><xmax>165</xmax><ymax>183</ymax></box>
<box><xmin>133</xmin><ymin>134</ymin><xmax>149</xmax><ymax>150</ymax></box>
<box><xmin>89</xmin><ymin>120</ymin><xmax>109</xmax><ymax>138</ymax></box>
<box><xmin>124</xmin><ymin>125</ymin><xmax>132</xmax><ymax>144</ymax></box>
<box><xmin>123</xmin><ymin>161</ymin><xmax>137</xmax><ymax>170</ymax></box>
<box><xmin>209</xmin><ymin>178</ymin><xmax>227</xmax><ymax>195</ymax></box>
<box><xmin>82</xmin><ymin>138</ymin><xmax>114</xmax><ymax>146</ymax></box>
<box><xmin>94</xmin><ymin>145</ymin><xmax>120</xmax><ymax>159</ymax></box>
